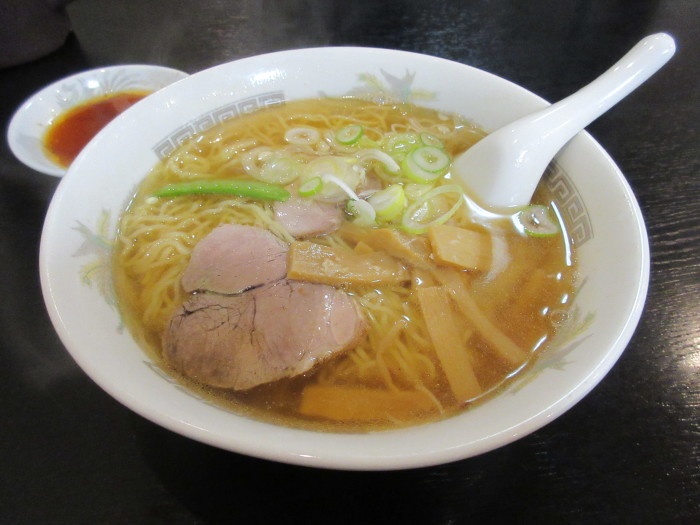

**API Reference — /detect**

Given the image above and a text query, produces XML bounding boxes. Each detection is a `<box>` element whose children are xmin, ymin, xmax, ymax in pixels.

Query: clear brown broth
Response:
<box><xmin>113</xmin><ymin>98</ymin><xmax>577</xmax><ymax>432</ymax></box>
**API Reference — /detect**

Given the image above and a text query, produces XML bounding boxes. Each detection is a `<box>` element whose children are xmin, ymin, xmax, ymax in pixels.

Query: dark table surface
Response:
<box><xmin>1</xmin><ymin>1</ymin><xmax>698</xmax><ymax>523</ymax></box>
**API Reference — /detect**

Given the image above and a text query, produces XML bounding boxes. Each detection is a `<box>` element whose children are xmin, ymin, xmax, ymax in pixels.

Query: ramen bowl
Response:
<box><xmin>39</xmin><ymin>47</ymin><xmax>649</xmax><ymax>470</ymax></box>
<box><xmin>7</xmin><ymin>64</ymin><xmax>188</xmax><ymax>176</ymax></box>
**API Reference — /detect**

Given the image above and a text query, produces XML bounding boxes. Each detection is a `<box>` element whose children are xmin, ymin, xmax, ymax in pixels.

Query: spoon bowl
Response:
<box><xmin>452</xmin><ymin>33</ymin><xmax>676</xmax><ymax>210</ymax></box>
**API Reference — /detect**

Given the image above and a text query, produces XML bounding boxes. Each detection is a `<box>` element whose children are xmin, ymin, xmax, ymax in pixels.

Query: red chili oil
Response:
<box><xmin>43</xmin><ymin>90</ymin><xmax>150</xmax><ymax>168</ymax></box>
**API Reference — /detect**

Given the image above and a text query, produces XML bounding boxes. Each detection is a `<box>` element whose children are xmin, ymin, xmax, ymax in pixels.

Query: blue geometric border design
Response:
<box><xmin>152</xmin><ymin>91</ymin><xmax>286</xmax><ymax>159</ymax></box>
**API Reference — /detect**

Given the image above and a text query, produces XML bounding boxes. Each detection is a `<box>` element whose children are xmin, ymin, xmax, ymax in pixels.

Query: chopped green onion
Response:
<box><xmin>401</xmin><ymin>145</ymin><xmax>451</xmax><ymax>183</ymax></box>
<box><xmin>419</xmin><ymin>132</ymin><xmax>444</xmax><ymax>148</ymax></box>
<box><xmin>357</xmin><ymin>135</ymin><xmax>380</xmax><ymax>149</ymax></box>
<box><xmin>306</xmin><ymin>156</ymin><xmax>361</xmax><ymax>201</ymax></box>
<box><xmin>382</xmin><ymin>132</ymin><xmax>419</xmax><ymax>161</ymax></box>
<box><xmin>346</xmin><ymin>198</ymin><xmax>376</xmax><ymax>226</ymax></box>
<box><xmin>241</xmin><ymin>147</ymin><xmax>274</xmax><ymax>174</ymax></box>
<box><xmin>321</xmin><ymin>174</ymin><xmax>360</xmax><ymax>201</ymax></box>
<box><xmin>322</xmin><ymin>174</ymin><xmax>375</xmax><ymax>226</ymax></box>
<box><xmin>240</xmin><ymin>147</ymin><xmax>301</xmax><ymax>184</ymax></box>
<box><xmin>514</xmin><ymin>205</ymin><xmax>559</xmax><ymax>237</ymax></box>
<box><xmin>401</xmin><ymin>184</ymin><xmax>464</xmax><ymax>234</ymax></box>
<box><xmin>335</xmin><ymin>125</ymin><xmax>364</xmax><ymax>145</ymax></box>
<box><xmin>409</xmin><ymin>146</ymin><xmax>450</xmax><ymax>173</ymax></box>
<box><xmin>152</xmin><ymin>180</ymin><xmax>290</xmax><ymax>201</ymax></box>
<box><xmin>298</xmin><ymin>176</ymin><xmax>323</xmax><ymax>197</ymax></box>
<box><xmin>356</xmin><ymin>148</ymin><xmax>400</xmax><ymax>174</ymax></box>
<box><xmin>403</xmin><ymin>182</ymin><xmax>435</xmax><ymax>201</ymax></box>
<box><xmin>367</xmin><ymin>184</ymin><xmax>406</xmax><ymax>221</ymax></box>
<box><xmin>257</xmin><ymin>156</ymin><xmax>302</xmax><ymax>184</ymax></box>
<box><xmin>285</xmin><ymin>127</ymin><xmax>320</xmax><ymax>145</ymax></box>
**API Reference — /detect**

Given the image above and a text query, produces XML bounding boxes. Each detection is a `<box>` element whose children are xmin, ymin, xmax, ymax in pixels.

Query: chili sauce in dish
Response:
<box><xmin>43</xmin><ymin>90</ymin><xmax>150</xmax><ymax>168</ymax></box>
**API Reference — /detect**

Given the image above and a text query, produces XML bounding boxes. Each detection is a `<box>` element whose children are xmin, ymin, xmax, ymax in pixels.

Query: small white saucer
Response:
<box><xmin>7</xmin><ymin>64</ymin><xmax>188</xmax><ymax>177</ymax></box>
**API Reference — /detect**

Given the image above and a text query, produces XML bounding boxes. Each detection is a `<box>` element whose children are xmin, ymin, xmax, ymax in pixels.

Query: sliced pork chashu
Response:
<box><xmin>181</xmin><ymin>223</ymin><xmax>288</xmax><ymax>294</ymax></box>
<box><xmin>163</xmin><ymin>280</ymin><xmax>365</xmax><ymax>390</ymax></box>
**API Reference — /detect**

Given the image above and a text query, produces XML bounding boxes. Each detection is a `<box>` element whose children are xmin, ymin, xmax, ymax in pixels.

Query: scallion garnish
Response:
<box><xmin>335</xmin><ymin>125</ymin><xmax>364</xmax><ymax>145</ymax></box>
<box><xmin>401</xmin><ymin>184</ymin><xmax>464</xmax><ymax>234</ymax></box>
<box><xmin>401</xmin><ymin>145</ymin><xmax>451</xmax><ymax>183</ymax></box>
<box><xmin>298</xmin><ymin>176</ymin><xmax>323</xmax><ymax>197</ymax></box>
<box><xmin>367</xmin><ymin>184</ymin><xmax>406</xmax><ymax>221</ymax></box>
<box><xmin>513</xmin><ymin>205</ymin><xmax>559</xmax><ymax>237</ymax></box>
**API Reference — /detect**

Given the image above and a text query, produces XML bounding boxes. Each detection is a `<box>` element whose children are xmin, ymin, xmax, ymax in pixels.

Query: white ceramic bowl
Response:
<box><xmin>39</xmin><ymin>48</ymin><xmax>649</xmax><ymax>470</ymax></box>
<box><xmin>7</xmin><ymin>64</ymin><xmax>188</xmax><ymax>176</ymax></box>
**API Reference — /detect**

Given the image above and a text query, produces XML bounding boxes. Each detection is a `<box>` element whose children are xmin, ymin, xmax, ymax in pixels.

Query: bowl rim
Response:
<box><xmin>39</xmin><ymin>46</ymin><xmax>650</xmax><ymax>470</ymax></box>
<box><xmin>7</xmin><ymin>63</ymin><xmax>189</xmax><ymax>177</ymax></box>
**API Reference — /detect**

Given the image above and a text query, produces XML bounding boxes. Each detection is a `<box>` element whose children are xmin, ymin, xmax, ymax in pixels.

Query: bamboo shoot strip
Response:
<box><xmin>428</xmin><ymin>224</ymin><xmax>489</xmax><ymax>271</ymax></box>
<box><xmin>353</xmin><ymin>241</ymin><xmax>374</xmax><ymax>255</ymax></box>
<box><xmin>287</xmin><ymin>241</ymin><xmax>410</xmax><ymax>287</ymax></box>
<box><xmin>339</xmin><ymin>224</ymin><xmax>434</xmax><ymax>269</ymax></box>
<box><xmin>299</xmin><ymin>385</ymin><xmax>436</xmax><ymax>421</ymax></box>
<box><xmin>417</xmin><ymin>286</ymin><xmax>482</xmax><ymax>403</ymax></box>
<box><xmin>434</xmin><ymin>269</ymin><xmax>527</xmax><ymax>366</ymax></box>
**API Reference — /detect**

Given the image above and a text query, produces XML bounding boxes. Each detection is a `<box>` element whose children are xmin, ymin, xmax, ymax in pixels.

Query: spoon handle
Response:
<box><xmin>533</xmin><ymin>33</ymin><xmax>676</xmax><ymax>151</ymax></box>
<box><xmin>455</xmin><ymin>33</ymin><xmax>676</xmax><ymax>209</ymax></box>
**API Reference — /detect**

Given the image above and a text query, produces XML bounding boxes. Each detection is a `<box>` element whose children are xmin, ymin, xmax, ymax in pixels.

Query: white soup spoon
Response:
<box><xmin>452</xmin><ymin>33</ymin><xmax>676</xmax><ymax>210</ymax></box>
